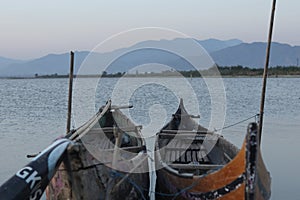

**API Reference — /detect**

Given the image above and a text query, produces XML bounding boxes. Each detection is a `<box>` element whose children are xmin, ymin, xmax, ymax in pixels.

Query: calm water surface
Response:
<box><xmin>0</xmin><ymin>77</ymin><xmax>299</xmax><ymax>200</ymax></box>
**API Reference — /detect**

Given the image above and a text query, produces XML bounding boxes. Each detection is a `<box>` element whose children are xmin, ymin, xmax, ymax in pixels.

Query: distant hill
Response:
<box><xmin>0</xmin><ymin>38</ymin><xmax>242</xmax><ymax>76</ymax></box>
<box><xmin>1</xmin><ymin>38</ymin><xmax>300</xmax><ymax>76</ymax></box>
<box><xmin>211</xmin><ymin>42</ymin><xmax>300</xmax><ymax>68</ymax></box>
<box><xmin>0</xmin><ymin>56</ymin><xmax>24</xmax><ymax>71</ymax></box>
<box><xmin>127</xmin><ymin>38</ymin><xmax>243</xmax><ymax>54</ymax></box>
<box><xmin>198</xmin><ymin>38</ymin><xmax>242</xmax><ymax>53</ymax></box>
<box><xmin>1</xmin><ymin>52</ymin><xmax>90</xmax><ymax>76</ymax></box>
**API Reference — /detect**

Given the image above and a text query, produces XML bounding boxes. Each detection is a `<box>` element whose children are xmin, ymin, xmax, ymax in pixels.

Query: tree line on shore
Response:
<box><xmin>31</xmin><ymin>65</ymin><xmax>300</xmax><ymax>78</ymax></box>
<box><xmin>217</xmin><ymin>65</ymin><xmax>300</xmax><ymax>76</ymax></box>
<box><xmin>178</xmin><ymin>65</ymin><xmax>300</xmax><ymax>77</ymax></box>
<box><xmin>108</xmin><ymin>65</ymin><xmax>300</xmax><ymax>77</ymax></box>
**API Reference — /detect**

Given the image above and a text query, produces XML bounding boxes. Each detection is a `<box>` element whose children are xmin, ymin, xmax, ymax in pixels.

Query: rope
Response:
<box><xmin>110</xmin><ymin>170</ymin><xmax>212</xmax><ymax>199</ymax></box>
<box><xmin>110</xmin><ymin>169</ymin><xmax>198</xmax><ymax>199</ymax></box>
<box><xmin>153</xmin><ymin>180</ymin><xmax>201</xmax><ymax>199</ymax></box>
<box><xmin>215</xmin><ymin>114</ymin><xmax>259</xmax><ymax>132</ymax></box>
<box><xmin>57</xmin><ymin>162</ymin><xmax>104</xmax><ymax>172</ymax></box>
<box><xmin>110</xmin><ymin>170</ymin><xmax>245</xmax><ymax>199</ymax></box>
<box><xmin>110</xmin><ymin>171</ymin><xmax>147</xmax><ymax>200</ymax></box>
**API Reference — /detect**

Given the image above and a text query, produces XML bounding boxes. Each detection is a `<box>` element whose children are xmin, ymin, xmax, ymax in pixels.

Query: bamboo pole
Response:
<box><xmin>258</xmin><ymin>0</ymin><xmax>277</xmax><ymax>144</ymax></box>
<box><xmin>66</xmin><ymin>51</ymin><xmax>74</xmax><ymax>133</ymax></box>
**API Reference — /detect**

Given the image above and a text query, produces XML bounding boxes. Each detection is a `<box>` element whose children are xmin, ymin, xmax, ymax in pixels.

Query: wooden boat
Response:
<box><xmin>155</xmin><ymin>99</ymin><xmax>271</xmax><ymax>200</ymax></box>
<box><xmin>46</xmin><ymin>100</ymin><xmax>150</xmax><ymax>200</ymax></box>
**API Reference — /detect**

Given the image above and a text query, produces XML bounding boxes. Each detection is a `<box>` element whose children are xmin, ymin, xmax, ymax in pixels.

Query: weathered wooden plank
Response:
<box><xmin>177</xmin><ymin>151</ymin><xmax>181</xmax><ymax>162</ymax></box>
<box><xmin>199</xmin><ymin>150</ymin><xmax>209</xmax><ymax>162</ymax></box>
<box><xmin>89</xmin><ymin>126</ymin><xmax>142</xmax><ymax>134</ymax></box>
<box><xmin>180</xmin><ymin>143</ymin><xmax>187</xmax><ymax>163</ymax></box>
<box><xmin>192</xmin><ymin>150</ymin><xmax>198</xmax><ymax>162</ymax></box>
<box><xmin>165</xmin><ymin>150</ymin><xmax>171</xmax><ymax>163</ymax></box>
<box><xmin>168</xmin><ymin>163</ymin><xmax>223</xmax><ymax>170</ymax></box>
<box><xmin>161</xmin><ymin>130</ymin><xmax>211</xmax><ymax>134</ymax></box>
<box><xmin>98</xmin><ymin>145</ymin><xmax>146</xmax><ymax>153</ymax></box>
<box><xmin>159</xmin><ymin>133</ymin><xmax>207</xmax><ymax>140</ymax></box>
<box><xmin>186</xmin><ymin>150</ymin><xmax>192</xmax><ymax>163</ymax></box>
<box><xmin>171</xmin><ymin>151</ymin><xmax>176</xmax><ymax>162</ymax></box>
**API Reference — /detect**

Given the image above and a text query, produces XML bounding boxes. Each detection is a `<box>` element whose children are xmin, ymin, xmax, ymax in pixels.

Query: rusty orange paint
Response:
<box><xmin>159</xmin><ymin>141</ymin><xmax>247</xmax><ymax>199</ymax></box>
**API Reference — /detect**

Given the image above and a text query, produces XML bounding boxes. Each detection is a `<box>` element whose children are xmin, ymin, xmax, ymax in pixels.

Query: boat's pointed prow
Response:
<box><xmin>245</xmin><ymin>122</ymin><xmax>271</xmax><ymax>200</ymax></box>
<box><xmin>179</xmin><ymin>98</ymin><xmax>184</xmax><ymax>107</ymax></box>
<box><xmin>174</xmin><ymin>98</ymin><xmax>188</xmax><ymax>116</ymax></box>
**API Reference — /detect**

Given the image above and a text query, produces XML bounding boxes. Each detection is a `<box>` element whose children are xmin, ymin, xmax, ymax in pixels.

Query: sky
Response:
<box><xmin>0</xmin><ymin>0</ymin><xmax>299</xmax><ymax>60</ymax></box>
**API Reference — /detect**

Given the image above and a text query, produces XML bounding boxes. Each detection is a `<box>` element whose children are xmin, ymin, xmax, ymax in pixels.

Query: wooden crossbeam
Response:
<box><xmin>168</xmin><ymin>163</ymin><xmax>223</xmax><ymax>170</ymax></box>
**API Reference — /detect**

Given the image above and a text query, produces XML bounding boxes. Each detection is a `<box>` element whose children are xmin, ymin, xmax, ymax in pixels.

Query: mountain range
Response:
<box><xmin>1</xmin><ymin>38</ymin><xmax>299</xmax><ymax>76</ymax></box>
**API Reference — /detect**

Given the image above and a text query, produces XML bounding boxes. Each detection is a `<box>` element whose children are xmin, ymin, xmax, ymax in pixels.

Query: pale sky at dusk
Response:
<box><xmin>0</xmin><ymin>0</ymin><xmax>299</xmax><ymax>59</ymax></box>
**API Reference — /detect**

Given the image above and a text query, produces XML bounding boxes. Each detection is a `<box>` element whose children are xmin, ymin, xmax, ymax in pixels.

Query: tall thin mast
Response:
<box><xmin>258</xmin><ymin>0</ymin><xmax>277</xmax><ymax>143</ymax></box>
<box><xmin>66</xmin><ymin>51</ymin><xmax>74</xmax><ymax>133</ymax></box>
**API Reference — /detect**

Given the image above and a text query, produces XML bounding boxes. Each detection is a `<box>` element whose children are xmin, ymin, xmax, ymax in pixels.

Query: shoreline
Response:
<box><xmin>1</xmin><ymin>66</ymin><xmax>300</xmax><ymax>79</ymax></box>
<box><xmin>1</xmin><ymin>74</ymin><xmax>300</xmax><ymax>79</ymax></box>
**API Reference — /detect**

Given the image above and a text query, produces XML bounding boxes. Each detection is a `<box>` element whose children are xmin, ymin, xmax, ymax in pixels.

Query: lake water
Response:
<box><xmin>0</xmin><ymin>77</ymin><xmax>299</xmax><ymax>200</ymax></box>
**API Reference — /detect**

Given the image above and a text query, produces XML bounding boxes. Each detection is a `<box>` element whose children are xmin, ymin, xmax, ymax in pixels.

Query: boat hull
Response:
<box><xmin>46</xmin><ymin>142</ymin><xmax>149</xmax><ymax>200</ymax></box>
<box><xmin>155</xmin><ymin>100</ymin><xmax>271</xmax><ymax>200</ymax></box>
<box><xmin>155</xmin><ymin>137</ymin><xmax>245</xmax><ymax>200</ymax></box>
<box><xmin>155</xmin><ymin>129</ymin><xmax>271</xmax><ymax>200</ymax></box>
<box><xmin>46</xmin><ymin>102</ymin><xmax>150</xmax><ymax>200</ymax></box>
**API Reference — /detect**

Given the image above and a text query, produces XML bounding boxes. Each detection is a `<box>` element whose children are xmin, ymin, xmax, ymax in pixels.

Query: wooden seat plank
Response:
<box><xmin>168</xmin><ymin>163</ymin><xmax>223</xmax><ymax>170</ymax></box>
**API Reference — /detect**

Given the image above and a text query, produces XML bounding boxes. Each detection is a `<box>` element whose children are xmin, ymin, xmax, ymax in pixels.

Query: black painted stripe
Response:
<box><xmin>245</xmin><ymin>123</ymin><xmax>271</xmax><ymax>200</ymax></box>
<box><xmin>186</xmin><ymin>174</ymin><xmax>245</xmax><ymax>200</ymax></box>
